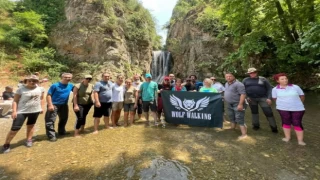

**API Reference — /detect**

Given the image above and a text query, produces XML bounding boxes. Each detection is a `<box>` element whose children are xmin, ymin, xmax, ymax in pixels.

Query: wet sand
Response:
<box><xmin>0</xmin><ymin>93</ymin><xmax>320</xmax><ymax>180</ymax></box>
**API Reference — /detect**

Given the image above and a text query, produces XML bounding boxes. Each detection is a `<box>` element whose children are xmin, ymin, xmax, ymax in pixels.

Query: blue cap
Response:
<box><xmin>145</xmin><ymin>73</ymin><xmax>152</xmax><ymax>78</ymax></box>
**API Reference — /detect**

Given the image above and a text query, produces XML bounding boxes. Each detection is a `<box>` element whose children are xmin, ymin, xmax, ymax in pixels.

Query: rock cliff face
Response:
<box><xmin>166</xmin><ymin>9</ymin><xmax>233</xmax><ymax>79</ymax></box>
<box><xmin>49</xmin><ymin>0</ymin><xmax>155</xmax><ymax>79</ymax></box>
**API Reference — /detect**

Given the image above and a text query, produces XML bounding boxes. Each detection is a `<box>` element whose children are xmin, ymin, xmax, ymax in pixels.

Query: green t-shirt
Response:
<box><xmin>140</xmin><ymin>81</ymin><xmax>158</xmax><ymax>101</ymax></box>
<box><xmin>199</xmin><ymin>87</ymin><xmax>218</xmax><ymax>93</ymax></box>
<box><xmin>74</xmin><ymin>83</ymin><xmax>94</xmax><ymax>104</ymax></box>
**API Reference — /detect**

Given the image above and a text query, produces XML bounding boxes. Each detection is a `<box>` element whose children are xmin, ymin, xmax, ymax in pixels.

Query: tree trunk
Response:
<box><xmin>307</xmin><ymin>0</ymin><xmax>315</xmax><ymax>22</ymax></box>
<box><xmin>284</xmin><ymin>0</ymin><xmax>299</xmax><ymax>41</ymax></box>
<box><xmin>274</xmin><ymin>0</ymin><xmax>295</xmax><ymax>43</ymax></box>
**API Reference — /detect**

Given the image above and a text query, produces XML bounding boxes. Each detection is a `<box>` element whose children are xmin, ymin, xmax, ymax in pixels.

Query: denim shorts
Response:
<box><xmin>226</xmin><ymin>103</ymin><xmax>247</xmax><ymax>125</ymax></box>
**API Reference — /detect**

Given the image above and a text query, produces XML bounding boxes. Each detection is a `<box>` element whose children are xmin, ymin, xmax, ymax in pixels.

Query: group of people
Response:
<box><xmin>1</xmin><ymin>68</ymin><xmax>307</xmax><ymax>153</ymax></box>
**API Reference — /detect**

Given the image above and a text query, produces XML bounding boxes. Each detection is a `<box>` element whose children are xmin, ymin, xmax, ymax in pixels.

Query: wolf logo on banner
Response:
<box><xmin>170</xmin><ymin>94</ymin><xmax>209</xmax><ymax>112</ymax></box>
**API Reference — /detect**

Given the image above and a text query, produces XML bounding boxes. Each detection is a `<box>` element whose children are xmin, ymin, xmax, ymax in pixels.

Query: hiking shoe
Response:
<box><xmin>252</xmin><ymin>126</ymin><xmax>260</xmax><ymax>130</ymax></box>
<box><xmin>2</xmin><ymin>144</ymin><xmax>10</xmax><ymax>153</ymax></box>
<box><xmin>49</xmin><ymin>137</ymin><xmax>57</xmax><ymax>142</ymax></box>
<box><xmin>26</xmin><ymin>140</ymin><xmax>33</xmax><ymax>147</ymax></box>
<box><xmin>271</xmin><ymin>127</ymin><xmax>278</xmax><ymax>133</ymax></box>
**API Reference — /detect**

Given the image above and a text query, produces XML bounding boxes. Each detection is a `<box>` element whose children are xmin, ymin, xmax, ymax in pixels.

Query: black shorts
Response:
<box><xmin>93</xmin><ymin>102</ymin><xmax>112</xmax><ymax>118</ymax></box>
<box><xmin>142</xmin><ymin>101</ymin><xmax>157</xmax><ymax>112</ymax></box>
<box><xmin>11</xmin><ymin>112</ymin><xmax>40</xmax><ymax>131</ymax></box>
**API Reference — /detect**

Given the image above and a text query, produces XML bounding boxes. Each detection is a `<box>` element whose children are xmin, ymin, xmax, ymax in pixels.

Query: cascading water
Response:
<box><xmin>150</xmin><ymin>51</ymin><xmax>173</xmax><ymax>83</ymax></box>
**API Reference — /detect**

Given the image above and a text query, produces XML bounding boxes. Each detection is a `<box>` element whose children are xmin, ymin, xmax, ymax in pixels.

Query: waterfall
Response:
<box><xmin>150</xmin><ymin>51</ymin><xmax>173</xmax><ymax>83</ymax></box>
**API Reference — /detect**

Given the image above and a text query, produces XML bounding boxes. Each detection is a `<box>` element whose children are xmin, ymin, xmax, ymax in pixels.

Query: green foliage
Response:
<box><xmin>22</xmin><ymin>47</ymin><xmax>68</xmax><ymax>80</ymax></box>
<box><xmin>1</xmin><ymin>10</ymin><xmax>48</xmax><ymax>49</ymax></box>
<box><xmin>169</xmin><ymin>0</ymin><xmax>320</xmax><ymax>87</ymax></box>
<box><xmin>17</xmin><ymin>0</ymin><xmax>65</xmax><ymax>31</ymax></box>
<box><xmin>96</xmin><ymin>0</ymin><xmax>162</xmax><ymax>49</ymax></box>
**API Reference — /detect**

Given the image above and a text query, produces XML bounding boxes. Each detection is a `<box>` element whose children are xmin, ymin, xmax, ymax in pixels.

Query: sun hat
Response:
<box><xmin>84</xmin><ymin>75</ymin><xmax>92</xmax><ymax>79</ymax></box>
<box><xmin>25</xmin><ymin>75</ymin><xmax>39</xmax><ymax>81</ymax></box>
<box><xmin>247</xmin><ymin>68</ymin><xmax>258</xmax><ymax>74</ymax></box>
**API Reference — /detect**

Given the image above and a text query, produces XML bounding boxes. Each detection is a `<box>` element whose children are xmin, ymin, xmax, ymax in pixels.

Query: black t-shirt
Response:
<box><xmin>3</xmin><ymin>92</ymin><xmax>14</xmax><ymax>100</ymax></box>
<box><xmin>158</xmin><ymin>84</ymin><xmax>173</xmax><ymax>97</ymax></box>
<box><xmin>185</xmin><ymin>84</ymin><xmax>196</xmax><ymax>91</ymax></box>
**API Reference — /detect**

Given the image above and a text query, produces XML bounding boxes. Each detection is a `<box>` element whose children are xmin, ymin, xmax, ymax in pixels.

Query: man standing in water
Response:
<box><xmin>224</xmin><ymin>73</ymin><xmax>247</xmax><ymax>139</ymax></box>
<box><xmin>111</xmin><ymin>75</ymin><xmax>125</xmax><ymax>127</ymax></box>
<box><xmin>139</xmin><ymin>73</ymin><xmax>158</xmax><ymax>126</ymax></box>
<box><xmin>242</xmin><ymin>68</ymin><xmax>278</xmax><ymax>133</ymax></box>
<box><xmin>93</xmin><ymin>73</ymin><xmax>114</xmax><ymax>133</ymax></box>
<box><xmin>132</xmin><ymin>74</ymin><xmax>143</xmax><ymax>120</ymax></box>
<box><xmin>45</xmin><ymin>73</ymin><xmax>73</xmax><ymax>142</ymax></box>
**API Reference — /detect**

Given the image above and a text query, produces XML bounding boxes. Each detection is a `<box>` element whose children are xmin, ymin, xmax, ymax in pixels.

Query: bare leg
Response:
<box><xmin>26</xmin><ymin>125</ymin><xmax>35</xmax><ymax>141</ymax></box>
<box><xmin>4</xmin><ymin>130</ymin><xmax>19</xmax><ymax>145</ymax></box>
<box><xmin>295</xmin><ymin>130</ymin><xmax>306</xmax><ymax>145</ymax></box>
<box><xmin>111</xmin><ymin>110</ymin><xmax>117</xmax><ymax>127</ymax></box>
<box><xmin>104</xmin><ymin>116</ymin><xmax>111</xmax><ymax>128</ymax></box>
<box><xmin>238</xmin><ymin>125</ymin><xmax>247</xmax><ymax>139</ymax></box>
<box><xmin>74</xmin><ymin>129</ymin><xmax>80</xmax><ymax>137</ymax></box>
<box><xmin>151</xmin><ymin>112</ymin><xmax>157</xmax><ymax>125</ymax></box>
<box><xmin>129</xmin><ymin>111</ymin><xmax>135</xmax><ymax>125</ymax></box>
<box><xmin>230</xmin><ymin>123</ymin><xmax>236</xmax><ymax>130</ymax></box>
<box><xmin>144</xmin><ymin>112</ymin><xmax>149</xmax><ymax>125</ymax></box>
<box><xmin>93</xmin><ymin>118</ymin><xmax>100</xmax><ymax>134</ymax></box>
<box><xmin>282</xmin><ymin>127</ymin><xmax>291</xmax><ymax>142</ymax></box>
<box><xmin>79</xmin><ymin>125</ymin><xmax>84</xmax><ymax>133</ymax></box>
<box><xmin>115</xmin><ymin>110</ymin><xmax>121</xmax><ymax>125</ymax></box>
<box><xmin>123</xmin><ymin>112</ymin><xmax>129</xmax><ymax>127</ymax></box>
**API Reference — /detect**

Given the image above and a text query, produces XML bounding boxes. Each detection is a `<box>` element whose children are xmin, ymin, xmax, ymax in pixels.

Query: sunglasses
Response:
<box><xmin>210</xmin><ymin>79</ymin><xmax>216</xmax><ymax>81</ymax></box>
<box><xmin>28</xmin><ymin>80</ymin><xmax>38</xmax><ymax>83</ymax></box>
<box><xmin>86</xmin><ymin>78</ymin><xmax>92</xmax><ymax>81</ymax></box>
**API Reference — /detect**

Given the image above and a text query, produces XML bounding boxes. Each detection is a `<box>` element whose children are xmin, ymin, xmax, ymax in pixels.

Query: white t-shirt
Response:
<box><xmin>132</xmin><ymin>81</ymin><xmax>142</xmax><ymax>91</ymax></box>
<box><xmin>16</xmin><ymin>86</ymin><xmax>44</xmax><ymax>114</ymax></box>
<box><xmin>111</xmin><ymin>84</ymin><xmax>125</xmax><ymax>102</ymax></box>
<box><xmin>272</xmin><ymin>84</ymin><xmax>305</xmax><ymax>111</ymax></box>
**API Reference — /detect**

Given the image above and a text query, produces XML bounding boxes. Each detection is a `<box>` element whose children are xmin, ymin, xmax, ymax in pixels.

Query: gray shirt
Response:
<box><xmin>224</xmin><ymin>80</ymin><xmax>246</xmax><ymax>104</ymax></box>
<box><xmin>94</xmin><ymin>81</ymin><xmax>114</xmax><ymax>103</ymax></box>
<box><xmin>16</xmin><ymin>86</ymin><xmax>44</xmax><ymax>114</ymax></box>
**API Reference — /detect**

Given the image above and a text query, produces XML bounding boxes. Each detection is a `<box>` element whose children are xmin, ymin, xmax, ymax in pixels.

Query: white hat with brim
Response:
<box><xmin>247</xmin><ymin>68</ymin><xmax>258</xmax><ymax>74</ymax></box>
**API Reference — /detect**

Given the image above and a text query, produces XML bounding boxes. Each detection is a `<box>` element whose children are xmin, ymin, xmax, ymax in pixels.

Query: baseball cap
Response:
<box><xmin>164</xmin><ymin>76</ymin><xmax>170</xmax><ymax>80</ymax></box>
<box><xmin>145</xmin><ymin>73</ymin><xmax>152</xmax><ymax>78</ymax></box>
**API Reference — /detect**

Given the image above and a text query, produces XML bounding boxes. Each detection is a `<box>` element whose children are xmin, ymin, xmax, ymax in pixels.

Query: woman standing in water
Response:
<box><xmin>73</xmin><ymin>75</ymin><xmax>94</xmax><ymax>137</ymax></box>
<box><xmin>2</xmin><ymin>75</ymin><xmax>44</xmax><ymax>153</ymax></box>
<box><xmin>272</xmin><ymin>73</ymin><xmax>306</xmax><ymax>146</ymax></box>
<box><xmin>123</xmin><ymin>79</ymin><xmax>138</xmax><ymax>127</ymax></box>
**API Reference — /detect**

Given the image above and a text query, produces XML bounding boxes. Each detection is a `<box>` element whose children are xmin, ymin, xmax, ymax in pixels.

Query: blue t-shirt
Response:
<box><xmin>48</xmin><ymin>82</ymin><xmax>73</xmax><ymax>105</ymax></box>
<box><xmin>140</xmin><ymin>81</ymin><xmax>158</xmax><ymax>101</ymax></box>
<box><xmin>94</xmin><ymin>81</ymin><xmax>114</xmax><ymax>103</ymax></box>
<box><xmin>195</xmin><ymin>81</ymin><xmax>203</xmax><ymax>91</ymax></box>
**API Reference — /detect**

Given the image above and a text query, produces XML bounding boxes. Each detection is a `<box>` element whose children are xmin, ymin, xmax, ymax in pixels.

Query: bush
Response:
<box><xmin>22</xmin><ymin>47</ymin><xmax>68</xmax><ymax>80</ymax></box>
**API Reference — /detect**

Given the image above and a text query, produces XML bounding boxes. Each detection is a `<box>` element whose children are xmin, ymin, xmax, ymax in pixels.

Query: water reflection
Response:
<box><xmin>138</xmin><ymin>157</ymin><xmax>194</xmax><ymax>180</ymax></box>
